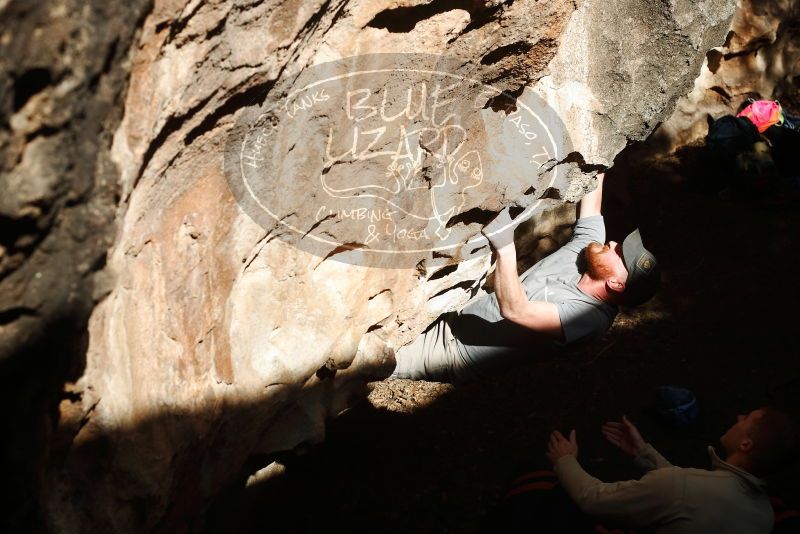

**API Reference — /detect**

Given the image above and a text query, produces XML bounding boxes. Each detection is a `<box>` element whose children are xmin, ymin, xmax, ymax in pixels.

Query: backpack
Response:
<box><xmin>781</xmin><ymin>112</ymin><xmax>800</xmax><ymax>130</ymax></box>
<box><xmin>705</xmin><ymin>115</ymin><xmax>774</xmax><ymax>193</ymax></box>
<box><xmin>736</xmin><ymin>99</ymin><xmax>784</xmax><ymax>133</ymax></box>
<box><xmin>707</xmin><ymin>115</ymin><xmax>761</xmax><ymax>157</ymax></box>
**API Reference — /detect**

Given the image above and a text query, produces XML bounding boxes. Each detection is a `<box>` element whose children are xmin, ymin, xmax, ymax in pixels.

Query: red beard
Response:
<box><xmin>585</xmin><ymin>242</ymin><xmax>614</xmax><ymax>280</ymax></box>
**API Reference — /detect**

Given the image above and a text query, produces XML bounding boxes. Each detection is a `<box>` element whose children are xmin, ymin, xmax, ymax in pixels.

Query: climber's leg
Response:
<box><xmin>390</xmin><ymin>313</ymin><xmax>461</xmax><ymax>381</ymax></box>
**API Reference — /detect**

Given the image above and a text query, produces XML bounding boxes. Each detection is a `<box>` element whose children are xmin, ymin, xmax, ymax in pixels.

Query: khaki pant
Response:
<box><xmin>391</xmin><ymin>312</ymin><xmax>474</xmax><ymax>382</ymax></box>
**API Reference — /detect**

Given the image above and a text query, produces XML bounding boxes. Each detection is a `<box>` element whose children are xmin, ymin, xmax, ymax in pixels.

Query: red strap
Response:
<box><xmin>505</xmin><ymin>480</ymin><xmax>556</xmax><ymax>498</ymax></box>
<box><xmin>509</xmin><ymin>470</ymin><xmax>557</xmax><ymax>486</ymax></box>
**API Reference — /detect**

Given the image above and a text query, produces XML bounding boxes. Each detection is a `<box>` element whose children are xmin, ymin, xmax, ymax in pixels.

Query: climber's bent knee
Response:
<box><xmin>390</xmin><ymin>315</ymin><xmax>461</xmax><ymax>382</ymax></box>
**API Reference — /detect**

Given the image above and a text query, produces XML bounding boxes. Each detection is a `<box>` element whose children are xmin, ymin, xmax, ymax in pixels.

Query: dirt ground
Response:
<box><xmin>204</xmin><ymin>140</ymin><xmax>800</xmax><ymax>533</ymax></box>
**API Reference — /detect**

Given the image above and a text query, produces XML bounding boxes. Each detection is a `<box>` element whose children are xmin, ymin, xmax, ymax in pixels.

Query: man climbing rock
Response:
<box><xmin>391</xmin><ymin>172</ymin><xmax>660</xmax><ymax>382</ymax></box>
<box><xmin>542</xmin><ymin>408</ymin><xmax>798</xmax><ymax>533</ymax></box>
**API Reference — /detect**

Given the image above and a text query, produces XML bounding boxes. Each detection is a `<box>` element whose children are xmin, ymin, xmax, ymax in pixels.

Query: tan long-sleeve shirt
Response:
<box><xmin>553</xmin><ymin>444</ymin><xmax>774</xmax><ymax>533</ymax></box>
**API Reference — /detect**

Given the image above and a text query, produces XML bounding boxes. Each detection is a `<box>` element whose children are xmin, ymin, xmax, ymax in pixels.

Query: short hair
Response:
<box><xmin>748</xmin><ymin>406</ymin><xmax>799</xmax><ymax>477</ymax></box>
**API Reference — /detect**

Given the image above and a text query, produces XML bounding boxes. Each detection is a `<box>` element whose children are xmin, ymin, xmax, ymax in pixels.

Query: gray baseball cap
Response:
<box><xmin>621</xmin><ymin>229</ymin><xmax>660</xmax><ymax>306</ymax></box>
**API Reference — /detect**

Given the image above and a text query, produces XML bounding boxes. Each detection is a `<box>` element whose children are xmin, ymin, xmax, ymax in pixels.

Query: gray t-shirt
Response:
<box><xmin>447</xmin><ymin>215</ymin><xmax>616</xmax><ymax>375</ymax></box>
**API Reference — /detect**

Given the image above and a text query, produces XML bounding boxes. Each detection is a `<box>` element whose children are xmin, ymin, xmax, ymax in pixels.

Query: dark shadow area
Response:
<box><xmin>0</xmin><ymin>309</ymin><xmax>91</xmax><ymax>533</ymax></box>
<box><xmin>200</xmin><ymin>141</ymin><xmax>800</xmax><ymax>533</ymax></box>
<box><xmin>366</xmin><ymin>0</ymin><xmax>490</xmax><ymax>34</ymax></box>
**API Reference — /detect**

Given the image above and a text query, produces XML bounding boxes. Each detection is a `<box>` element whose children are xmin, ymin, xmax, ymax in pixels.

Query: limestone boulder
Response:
<box><xmin>0</xmin><ymin>0</ymin><xmax>737</xmax><ymax>531</ymax></box>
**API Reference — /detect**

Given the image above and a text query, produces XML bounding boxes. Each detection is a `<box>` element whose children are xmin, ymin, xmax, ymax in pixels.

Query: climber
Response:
<box><xmin>390</xmin><ymin>172</ymin><xmax>661</xmax><ymax>382</ymax></box>
<box><xmin>539</xmin><ymin>408</ymin><xmax>799</xmax><ymax>533</ymax></box>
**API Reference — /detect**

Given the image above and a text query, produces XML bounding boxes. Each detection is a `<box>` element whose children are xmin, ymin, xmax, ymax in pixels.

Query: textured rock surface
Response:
<box><xmin>0</xmin><ymin>0</ymin><xmax>737</xmax><ymax>531</ymax></box>
<box><xmin>0</xmin><ymin>0</ymin><xmax>153</xmax><ymax>528</ymax></box>
<box><xmin>537</xmin><ymin>0</ymin><xmax>736</xmax><ymax>166</ymax></box>
<box><xmin>658</xmin><ymin>0</ymin><xmax>800</xmax><ymax>149</ymax></box>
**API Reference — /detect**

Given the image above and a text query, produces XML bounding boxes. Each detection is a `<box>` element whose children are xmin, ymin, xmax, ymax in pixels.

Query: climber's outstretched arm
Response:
<box><xmin>481</xmin><ymin>211</ymin><xmax>563</xmax><ymax>339</ymax></box>
<box><xmin>577</xmin><ymin>172</ymin><xmax>605</xmax><ymax>219</ymax></box>
<box><xmin>493</xmin><ymin>244</ymin><xmax>563</xmax><ymax>338</ymax></box>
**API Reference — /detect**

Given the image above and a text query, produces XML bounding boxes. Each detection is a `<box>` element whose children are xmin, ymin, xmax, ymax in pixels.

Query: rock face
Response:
<box><xmin>0</xmin><ymin>0</ymin><xmax>153</xmax><ymax>529</ymax></box>
<box><xmin>537</xmin><ymin>0</ymin><xmax>737</xmax><ymax>166</ymax></box>
<box><xmin>658</xmin><ymin>0</ymin><xmax>800</xmax><ymax>149</ymax></box>
<box><xmin>0</xmin><ymin>0</ymin><xmax>737</xmax><ymax>531</ymax></box>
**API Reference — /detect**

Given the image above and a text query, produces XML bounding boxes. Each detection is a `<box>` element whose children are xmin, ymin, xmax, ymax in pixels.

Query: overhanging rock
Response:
<box><xmin>28</xmin><ymin>0</ymin><xmax>735</xmax><ymax>530</ymax></box>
